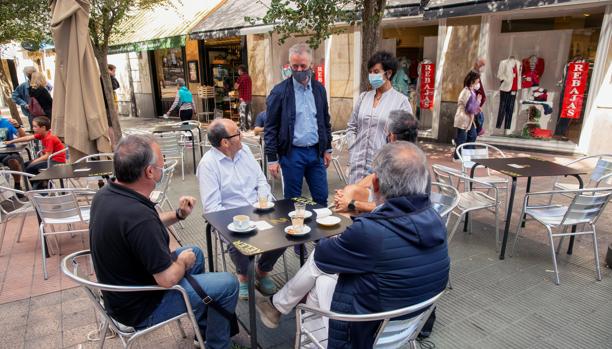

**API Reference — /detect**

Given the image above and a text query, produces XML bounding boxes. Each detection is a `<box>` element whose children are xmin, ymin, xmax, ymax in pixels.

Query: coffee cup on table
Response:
<box><xmin>233</xmin><ymin>215</ymin><xmax>250</xmax><ymax>230</ymax></box>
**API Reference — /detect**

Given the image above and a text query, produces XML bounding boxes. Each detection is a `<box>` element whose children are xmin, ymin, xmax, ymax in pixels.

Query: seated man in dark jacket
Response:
<box><xmin>256</xmin><ymin>141</ymin><xmax>449</xmax><ymax>348</ymax></box>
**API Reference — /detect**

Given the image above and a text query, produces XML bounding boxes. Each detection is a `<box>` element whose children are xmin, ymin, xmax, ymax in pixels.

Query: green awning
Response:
<box><xmin>108</xmin><ymin>35</ymin><xmax>186</xmax><ymax>55</ymax></box>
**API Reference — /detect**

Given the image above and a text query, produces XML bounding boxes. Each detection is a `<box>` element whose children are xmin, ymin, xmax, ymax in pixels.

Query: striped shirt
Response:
<box><xmin>346</xmin><ymin>88</ymin><xmax>412</xmax><ymax>184</ymax></box>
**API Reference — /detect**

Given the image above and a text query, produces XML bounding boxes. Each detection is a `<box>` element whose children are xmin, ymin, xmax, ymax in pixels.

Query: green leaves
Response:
<box><xmin>247</xmin><ymin>0</ymin><xmax>362</xmax><ymax>49</ymax></box>
<box><xmin>0</xmin><ymin>1</ymin><xmax>51</xmax><ymax>46</ymax></box>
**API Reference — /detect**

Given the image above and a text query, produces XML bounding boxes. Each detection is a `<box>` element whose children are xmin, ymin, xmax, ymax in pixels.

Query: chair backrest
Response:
<box><xmin>430</xmin><ymin>182</ymin><xmax>460</xmax><ymax>220</ymax></box>
<box><xmin>560</xmin><ymin>188</ymin><xmax>612</xmax><ymax>226</ymax></box>
<box><xmin>591</xmin><ymin>158</ymin><xmax>612</xmax><ymax>185</ymax></box>
<box><xmin>431</xmin><ymin>164</ymin><xmax>461</xmax><ymax>188</ymax></box>
<box><xmin>46</xmin><ymin>148</ymin><xmax>68</xmax><ymax>167</ymax></box>
<box><xmin>242</xmin><ymin>139</ymin><xmax>264</xmax><ymax>163</ymax></box>
<box><xmin>456</xmin><ymin>142</ymin><xmax>506</xmax><ymax>174</ymax></box>
<box><xmin>155</xmin><ymin>133</ymin><xmax>182</xmax><ymax>157</ymax></box>
<box><xmin>74</xmin><ymin>153</ymin><xmax>114</xmax><ymax>164</ymax></box>
<box><xmin>28</xmin><ymin>189</ymin><xmax>92</xmax><ymax>223</ymax></box>
<box><xmin>152</xmin><ymin>160</ymin><xmax>178</xmax><ymax>201</ymax></box>
<box><xmin>197</xmin><ymin>85</ymin><xmax>215</xmax><ymax>98</ymax></box>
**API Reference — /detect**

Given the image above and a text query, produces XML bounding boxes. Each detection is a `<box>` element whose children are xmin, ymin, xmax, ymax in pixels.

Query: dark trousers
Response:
<box><xmin>496</xmin><ymin>91</ymin><xmax>516</xmax><ymax>129</ymax></box>
<box><xmin>26</xmin><ymin>160</ymin><xmax>60</xmax><ymax>189</ymax></box>
<box><xmin>475</xmin><ymin>112</ymin><xmax>485</xmax><ymax>134</ymax></box>
<box><xmin>228</xmin><ymin>245</ymin><xmax>286</xmax><ymax>276</ymax></box>
<box><xmin>280</xmin><ymin>146</ymin><xmax>328</xmax><ymax>206</ymax></box>
<box><xmin>179</xmin><ymin>109</ymin><xmax>193</xmax><ymax>121</ymax></box>
<box><xmin>453</xmin><ymin>126</ymin><xmax>477</xmax><ymax>159</ymax></box>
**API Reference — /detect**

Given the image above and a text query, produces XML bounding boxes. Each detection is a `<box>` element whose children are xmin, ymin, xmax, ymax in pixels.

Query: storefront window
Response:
<box><xmin>205</xmin><ymin>37</ymin><xmax>243</xmax><ymax>120</ymax></box>
<box><xmin>383</xmin><ymin>25</ymin><xmax>439</xmax><ymax>134</ymax></box>
<box><xmin>154</xmin><ymin>47</ymin><xmax>185</xmax><ymax>104</ymax></box>
<box><xmin>483</xmin><ymin>9</ymin><xmax>604</xmax><ymax>144</ymax></box>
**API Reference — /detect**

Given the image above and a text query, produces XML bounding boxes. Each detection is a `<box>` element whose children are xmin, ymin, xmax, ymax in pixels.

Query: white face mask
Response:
<box><xmin>473</xmin><ymin>83</ymin><xmax>481</xmax><ymax>90</ymax></box>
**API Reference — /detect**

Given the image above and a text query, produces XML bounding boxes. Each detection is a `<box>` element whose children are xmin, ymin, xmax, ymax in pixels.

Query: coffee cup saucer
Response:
<box><xmin>228</xmin><ymin>222</ymin><xmax>256</xmax><ymax>233</ymax></box>
<box><xmin>284</xmin><ymin>225</ymin><xmax>311</xmax><ymax>236</ymax></box>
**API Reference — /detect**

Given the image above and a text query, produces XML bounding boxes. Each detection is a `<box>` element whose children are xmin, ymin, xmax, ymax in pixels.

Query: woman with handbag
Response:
<box><xmin>453</xmin><ymin>70</ymin><xmax>481</xmax><ymax>159</ymax></box>
<box><xmin>28</xmin><ymin>72</ymin><xmax>53</xmax><ymax>120</ymax></box>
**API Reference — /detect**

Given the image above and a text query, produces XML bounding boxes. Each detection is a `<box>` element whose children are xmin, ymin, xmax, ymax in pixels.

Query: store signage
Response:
<box><xmin>315</xmin><ymin>62</ymin><xmax>325</xmax><ymax>85</ymax></box>
<box><xmin>560</xmin><ymin>62</ymin><xmax>589</xmax><ymax>119</ymax></box>
<box><xmin>420</xmin><ymin>63</ymin><xmax>435</xmax><ymax>110</ymax></box>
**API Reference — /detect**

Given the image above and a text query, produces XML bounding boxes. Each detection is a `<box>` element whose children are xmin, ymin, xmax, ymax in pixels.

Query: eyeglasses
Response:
<box><xmin>223</xmin><ymin>131</ymin><xmax>241</xmax><ymax>140</ymax></box>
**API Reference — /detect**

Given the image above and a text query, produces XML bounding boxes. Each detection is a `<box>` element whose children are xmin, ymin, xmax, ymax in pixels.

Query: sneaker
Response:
<box><xmin>162</xmin><ymin>114</ymin><xmax>169</xmax><ymax>119</ymax></box>
<box><xmin>256</xmin><ymin>276</ymin><xmax>276</xmax><ymax>295</ymax></box>
<box><xmin>239</xmin><ymin>281</ymin><xmax>249</xmax><ymax>300</ymax></box>
<box><xmin>256</xmin><ymin>297</ymin><xmax>281</xmax><ymax>329</ymax></box>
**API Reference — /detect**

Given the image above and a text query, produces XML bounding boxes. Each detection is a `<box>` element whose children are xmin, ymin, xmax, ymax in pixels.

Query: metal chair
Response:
<box><xmin>432</xmin><ymin>164</ymin><xmax>501</xmax><ymax>248</ymax></box>
<box><xmin>154</xmin><ymin>133</ymin><xmax>185</xmax><ymax>181</ymax></box>
<box><xmin>295</xmin><ymin>291</ymin><xmax>444</xmax><ymax>349</ymax></box>
<box><xmin>149</xmin><ymin>160</ymin><xmax>183</xmax><ymax>229</ymax></box>
<box><xmin>455</xmin><ymin>142</ymin><xmax>509</xmax><ymax>214</ymax></box>
<box><xmin>0</xmin><ymin>170</ymin><xmax>35</xmax><ymax>254</ymax></box>
<box><xmin>27</xmin><ymin>188</ymin><xmax>95</xmax><ymax>279</ymax></box>
<box><xmin>511</xmin><ymin>187</ymin><xmax>612</xmax><ymax>285</ymax></box>
<box><xmin>61</xmin><ymin>250</ymin><xmax>204</xmax><ymax>349</ymax></box>
<box><xmin>46</xmin><ymin>148</ymin><xmax>68</xmax><ymax>168</ymax></box>
<box><xmin>550</xmin><ymin>154</ymin><xmax>612</xmax><ymax>196</ymax></box>
<box><xmin>430</xmin><ymin>181</ymin><xmax>460</xmax><ymax>224</ymax></box>
<box><xmin>196</xmin><ymin>85</ymin><xmax>216</xmax><ymax>123</ymax></box>
<box><xmin>331</xmin><ymin>130</ymin><xmax>349</xmax><ymax>185</ymax></box>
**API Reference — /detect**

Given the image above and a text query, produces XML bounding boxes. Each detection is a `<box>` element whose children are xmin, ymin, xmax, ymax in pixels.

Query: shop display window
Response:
<box><xmin>154</xmin><ymin>48</ymin><xmax>185</xmax><ymax>100</ymax></box>
<box><xmin>483</xmin><ymin>10</ymin><xmax>604</xmax><ymax>144</ymax></box>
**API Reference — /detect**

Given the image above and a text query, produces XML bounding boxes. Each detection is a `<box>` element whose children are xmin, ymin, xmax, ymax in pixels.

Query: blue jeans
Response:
<box><xmin>280</xmin><ymin>146</ymin><xmax>328</xmax><ymax>206</ymax></box>
<box><xmin>475</xmin><ymin>112</ymin><xmax>484</xmax><ymax>134</ymax></box>
<box><xmin>453</xmin><ymin>126</ymin><xmax>477</xmax><ymax>159</ymax></box>
<box><xmin>136</xmin><ymin>246</ymin><xmax>238</xmax><ymax>349</ymax></box>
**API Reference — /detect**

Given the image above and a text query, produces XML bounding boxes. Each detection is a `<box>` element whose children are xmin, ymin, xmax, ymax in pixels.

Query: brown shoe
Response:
<box><xmin>256</xmin><ymin>296</ymin><xmax>281</xmax><ymax>329</ymax></box>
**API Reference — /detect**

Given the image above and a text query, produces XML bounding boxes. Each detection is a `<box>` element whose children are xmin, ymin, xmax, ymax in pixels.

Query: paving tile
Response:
<box><xmin>61</xmin><ymin>323</ymin><xmax>99</xmax><ymax>348</ymax></box>
<box><xmin>23</xmin><ymin>333</ymin><xmax>62</xmax><ymax>349</ymax></box>
<box><xmin>24</xmin><ymin>318</ymin><xmax>61</xmax><ymax>340</ymax></box>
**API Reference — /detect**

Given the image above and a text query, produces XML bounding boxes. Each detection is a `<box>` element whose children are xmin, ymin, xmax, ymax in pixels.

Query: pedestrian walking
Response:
<box><xmin>346</xmin><ymin>51</ymin><xmax>412</xmax><ymax>184</ymax></box>
<box><xmin>453</xmin><ymin>71</ymin><xmax>480</xmax><ymax>159</ymax></box>
<box><xmin>28</xmin><ymin>72</ymin><xmax>53</xmax><ymax>119</ymax></box>
<box><xmin>471</xmin><ymin>58</ymin><xmax>487</xmax><ymax>136</ymax></box>
<box><xmin>163</xmin><ymin>78</ymin><xmax>195</xmax><ymax>121</ymax></box>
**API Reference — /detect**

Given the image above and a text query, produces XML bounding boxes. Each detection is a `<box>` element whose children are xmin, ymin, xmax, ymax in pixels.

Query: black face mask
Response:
<box><xmin>292</xmin><ymin>68</ymin><xmax>312</xmax><ymax>83</ymax></box>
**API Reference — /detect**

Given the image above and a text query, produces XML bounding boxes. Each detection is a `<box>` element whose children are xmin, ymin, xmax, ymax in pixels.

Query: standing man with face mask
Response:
<box><xmin>264</xmin><ymin>43</ymin><xmax>332</xmax><ymax>206</ymax></box>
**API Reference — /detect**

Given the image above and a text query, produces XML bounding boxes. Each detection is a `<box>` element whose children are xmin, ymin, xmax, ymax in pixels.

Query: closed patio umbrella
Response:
<box><xmin>50</xmin><ymin>0</ymin><xmax>112</xmax><ymax>158</ymax></box>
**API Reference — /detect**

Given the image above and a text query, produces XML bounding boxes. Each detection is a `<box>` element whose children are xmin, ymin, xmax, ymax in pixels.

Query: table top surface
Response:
<box><xmin>472</xmin><ymin>157</ymin><xmax>586</xmax><ymax>178</ymax></box>
<box><xmin>31</xmin><ymin>160</ymin><xmax>114</xmax><ymax>181</ymax></box>
<box><xmin>203</xmin><ymin>199</ymin><xmax>352</xmax><ymax>256</ymax></box>
<box><xmin>152</xmin><ymin>124</ymin><xmax>199</xmax><ymax>133</ymax></box>
<box><xmin>0</xmin><ymin>144</ymin><xmax>29</xmax><ymax>154</ymax></box>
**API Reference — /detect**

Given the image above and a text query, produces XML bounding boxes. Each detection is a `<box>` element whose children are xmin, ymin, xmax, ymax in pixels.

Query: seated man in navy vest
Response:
<box><xmin>256</xmin><ymin>141</ymin><xmax>449</xmax><ymax>348</ymax></box>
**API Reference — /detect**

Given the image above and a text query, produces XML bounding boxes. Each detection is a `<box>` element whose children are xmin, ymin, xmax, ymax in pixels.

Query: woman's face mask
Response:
<box><xmin>369</xmin><ymin>73</ymin><xmax>386</xmax><ymax>89</ymax></box>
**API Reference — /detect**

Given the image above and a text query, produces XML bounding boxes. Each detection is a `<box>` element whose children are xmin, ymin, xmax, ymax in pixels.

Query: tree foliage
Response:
<box><xmin>0</xmin><ymin>1</ymin><xmax>50</xmax><ymax>45</ymax></box>
<box><xmin>88</xmin><ymin>0</ymin><xmax>172</xmax><ymax>141</ymax></box>
<box><xmin>248</xmin><ymin>0</ymin><xmax>387</xmax><ymax>91</ymax></box>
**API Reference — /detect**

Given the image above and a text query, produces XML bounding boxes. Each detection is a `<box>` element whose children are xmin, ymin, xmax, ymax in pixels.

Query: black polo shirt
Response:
<box><xmin>89</xmin><ymin>181</ymin><xmax>173</xmax><ymax>326</ymax></box>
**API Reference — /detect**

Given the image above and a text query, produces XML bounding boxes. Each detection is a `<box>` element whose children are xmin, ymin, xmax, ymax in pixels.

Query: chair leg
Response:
<box><xmin>494</xmin><ymin>204</ymin><xmax>500</xmax><ymax>252</ymax></box>
<box><xmin>447</xmin><ymin>268</ymin><xmax>453</xmax><ymax>290</ymax></box>
<box><xmin>510</xmin><ymin>207</ymin><xmax>527</xmax><ymax>257</ymax></box>
<box><xmin>448</xmin><ymin>212</ymin><xmax>464</xmax><ymax>244</ymax></box>
<box><xmin>556</xmin><ymin>226</ymin><xmax>568</xmax><ymax>254</ymax></box>
<box><xmin>0</xmin><ymin>220</ymin><xmax>7</xmax><ymax>254</ymax></box>
<box><xmin>591</xmin><ymin>224</ymin><xmax>602</xmax><ymax>281</ymax></box>
<box><xmin>16</xmin><ymin>213</ymin><xmax>27</xmax><ymax>242</ymax></box>
<box><xmin>546</xmin><ymin>227</ymin><xmax>561</xmax><ymax>285</ymax></box>
<box><xmin>220</xmin><ymin>239</ymin><xmax>228</xmax><ymax>272</ymax></box>
<box><xmin>176</xmin><ymin>319</ymin><xmax>187</xmax><ymax>338</ymax></box>
<box><xmin>282</xmin><ymin>251</ymin><xmax>289</xmax><ymax>282</ymax></box>
<box><xmin>181</xmin><ymin>158</ymin><xmax>185</xmax><ymax>181</ymax></box>
<box><xmin>98</xmin><ymin>319</ymin><xmax>109</xmax><ymax>349</ymax></box>
<box><xmin>40</xmin><ymin>224</ymin><xmax>48</xmax><ymax>280</ymax></box>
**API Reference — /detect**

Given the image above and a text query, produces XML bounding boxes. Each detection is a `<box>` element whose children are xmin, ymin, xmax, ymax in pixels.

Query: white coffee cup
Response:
<box><xmin>233</xmin><ymin>215</ymin><xmax>250</xmax><ymax>229</ymax></box>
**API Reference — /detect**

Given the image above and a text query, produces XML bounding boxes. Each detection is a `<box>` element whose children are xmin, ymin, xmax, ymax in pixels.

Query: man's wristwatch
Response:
<box><xmin>175</xmin><ymin>208</ymin><xmax>186</xmax><ymax>221</ymax></box>
<box><xmin>348</xmin><ymin>200</ymin><xmax>356</xmax><ymax>211</ymax></box>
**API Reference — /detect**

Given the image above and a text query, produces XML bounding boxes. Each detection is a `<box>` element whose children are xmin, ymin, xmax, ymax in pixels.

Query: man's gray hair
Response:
<box><xmin>372</xmin><ymin>141</ymin><xmax>429</xmax><ymax>198</ymax></box>
<box><xmin>288</xmin><ymin>43</ymin><xmax>313</xmax><ymax>62</ymax></box>
<box><xmin>23</xmin><ymin>66</ymin><xmax>37</xmax><ymax>79</ymax></box>
<box><xmin>207</xmin><ymin>119</ymin><xmax>230</xmax><ymax>148</ymax></box>
<box><xmin>389</xmin><ymin>110</ymin><xmax>419</xmax><ymax>143</ymax></box>
<box><xmin>114</xmin><ymin>134</ymin><xmax>158</xmax><ymax>183</ymax></box>
<box><xmin>176</xmin><ymin>78</ymin><xmax>186</xmax><ymax>87</ymax></box>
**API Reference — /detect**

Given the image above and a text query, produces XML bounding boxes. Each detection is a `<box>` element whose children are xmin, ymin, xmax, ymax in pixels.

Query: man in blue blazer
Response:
<box><xmin>264</xmin><ymin>43</ymin><xmax>332</xmax><ymax>205</ymax></box>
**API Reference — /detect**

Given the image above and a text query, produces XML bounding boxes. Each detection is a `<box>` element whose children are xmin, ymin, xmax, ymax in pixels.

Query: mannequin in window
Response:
<box><xmin>521</xmin><ymin>55</ymin><xmax>545</xmax><ymax>88</ymax></box>
<box><xmin>496</xmin><ymin>55</ymin><xmax>521</xmax><ymax>130</ymax></box>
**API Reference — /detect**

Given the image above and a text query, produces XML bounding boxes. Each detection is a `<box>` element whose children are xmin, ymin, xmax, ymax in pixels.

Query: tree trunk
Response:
<box><xmin>125</xmin><ymin>52</ymin><xmax>139</xmax><ymax>117</ymax></box>
<box><xmin>360</xmin><ymin>0</ymin><xmax>387</xmax><ymax>92</ymax></box>
<box><xmin>0</xmin><ymin>61</ymin><xmax>23</xmax><ymax>124</ymax></box>
<box><xmin>93</xmin><ymin>46</ymin><xmax>122</xmax><ymax>145</ymax></box>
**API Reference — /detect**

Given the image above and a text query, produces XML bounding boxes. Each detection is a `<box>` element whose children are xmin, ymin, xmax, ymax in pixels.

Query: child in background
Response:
<box><xmin>5</xmin><ymin>116</ymin><xmax>66</xmax><ymax>189</ymax></box>
<box><xmin>0</xmin><ymin>116</ymin><xmax>27</xmax><ymax>191</ymax></box>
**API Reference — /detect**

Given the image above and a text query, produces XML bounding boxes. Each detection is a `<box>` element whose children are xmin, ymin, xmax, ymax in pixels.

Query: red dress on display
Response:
<box><xmin>521</xmin><ymin>56</ymin><xmax>545</xmax><ymax>88</ymax></box>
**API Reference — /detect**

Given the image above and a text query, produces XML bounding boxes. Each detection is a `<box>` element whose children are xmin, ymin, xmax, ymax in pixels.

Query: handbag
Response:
<box><xmin>184</xmin><ymin>274</ymin><xmax>240</xmax><ymax>338</ymax></box>
<box><xmin>465</xmin><ymin>92</ymin><xmax>480</xmax><ymax>115</ymax></box>
<box><xmin>28</xmin><ymin>96</ymin><xmax>46</xmax><ymax>117</ymax></box>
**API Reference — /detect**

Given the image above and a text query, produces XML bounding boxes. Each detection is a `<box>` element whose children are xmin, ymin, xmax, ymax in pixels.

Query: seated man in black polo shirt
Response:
<box><xmin>89</xmin><ymin>134</ymin><xmax>239</xmax><ymax>349</ymax></box>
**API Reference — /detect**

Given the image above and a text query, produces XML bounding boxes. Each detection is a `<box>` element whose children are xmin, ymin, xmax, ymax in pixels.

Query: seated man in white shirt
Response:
<box><xmin>197</xmin><ymin>118</ymin><xmax>285</xmax><ymax>300</ymax></box>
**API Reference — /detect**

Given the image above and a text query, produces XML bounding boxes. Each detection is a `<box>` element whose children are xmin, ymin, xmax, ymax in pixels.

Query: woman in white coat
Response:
<box><xmin>453</xmin><ymin>70</ymin><xmax>481</xmax><ymax>159</ymax></box>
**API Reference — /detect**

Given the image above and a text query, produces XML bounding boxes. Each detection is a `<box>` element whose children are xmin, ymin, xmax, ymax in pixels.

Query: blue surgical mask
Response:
<box><xmin>292</xmin><ymin>68</ymin><xmax>312</xmax><ymax>83</ymax></box>
<box><xmin>369</xmin><ymin>73</ymin><xmax>385</xmax><ymax>89</ymax></box>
